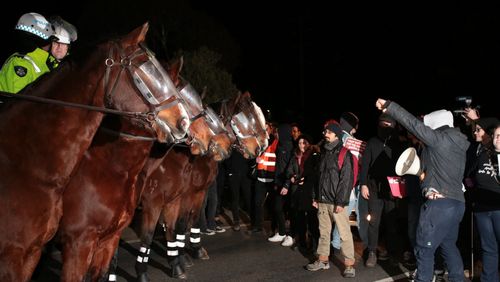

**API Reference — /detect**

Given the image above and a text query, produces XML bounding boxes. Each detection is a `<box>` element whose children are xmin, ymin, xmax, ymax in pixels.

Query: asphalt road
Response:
<box><xmin>33</xmin><ymin>213</ymin><xmax>417</xmax><ymax>282</ymax></box>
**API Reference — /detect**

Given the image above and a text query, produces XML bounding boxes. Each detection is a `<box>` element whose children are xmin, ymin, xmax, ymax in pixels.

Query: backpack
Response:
<box><xmin>338</xmin><ymin>146</ymin><xmax>359</xmax><ymax>188</ymax></box>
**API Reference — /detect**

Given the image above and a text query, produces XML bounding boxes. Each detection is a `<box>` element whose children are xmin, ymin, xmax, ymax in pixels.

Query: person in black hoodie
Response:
<box><xmin>358</xmin><ymin>113</ymin><xmax>407</xmax><ymax>267</ymax></box>
<box><xmin>268</xmin><ymin>124</ymin><xmax>294</xmax><ymax>244</ymax></box>
<box><xmin>376</xmin><ymin>98</ymin><xmax>470</xmax><ymax>282</ymax></box>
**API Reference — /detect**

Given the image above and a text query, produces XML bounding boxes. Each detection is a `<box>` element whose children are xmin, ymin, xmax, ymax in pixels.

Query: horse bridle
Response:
<box><xmin>103</xmin><ymin>42</ymin><xmax>184</xmax><ymax>130</ymax></box>
<box><xmin>0</xmin><ymin>42</ymin><xmax>184</xmax><ymax>134</ymax></box>
<box><xmin>218</xmin><ymin>97</ymin><xmax>265</xmax><ymax>155</ymax></box>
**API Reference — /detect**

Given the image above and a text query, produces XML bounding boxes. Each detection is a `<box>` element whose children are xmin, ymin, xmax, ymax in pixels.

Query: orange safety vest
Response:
<box><xmin>256</xmin><ymin>139</ymin><xmax>278</xmax><ymax>181</ymax></box>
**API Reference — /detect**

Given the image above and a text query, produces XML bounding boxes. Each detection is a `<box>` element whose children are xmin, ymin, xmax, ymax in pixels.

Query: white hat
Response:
<box><xmin>50</xmin><ymin>17</ymin><xmax>77</xmax><ymax>44</ymax></box>
<box><xmin>424</xmin><ymin>109</ymin><xmax>454</xmax><ymax>129</ymax></box>
<box><xmin>15</xmin><ymin>12</ymin><xmax>53</xmax><ymax>40</ymax></box>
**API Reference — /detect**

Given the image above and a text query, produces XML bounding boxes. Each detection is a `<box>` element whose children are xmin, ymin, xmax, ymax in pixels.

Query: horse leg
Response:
<box><xmin>89</xmin><ymin>235</ymin><xmax>120</xmax><ymax>282</ymax></box>
<box><xmin>22</xmin><ymin>247</ymin><xmax>43</xmax><ymax>282</ymax></box>
<box><xmin>135</xmin><ymin>205</ymin><xmax>162</xmax><ymax>282</ymax></box>
<box><xmin>188</xmin><ymin>221</ymin><xmax>210</xmax><ymax>260</ymax></box>
<box><xmin>60</xmin><ymin>233</ymin><xmax>98</xmax><ymax>282</ymax></box>
<box><xmin>174</xmin><ymin>220</ymin><xmax>193</xmax><ymax>271</ymax></box>
<box><xmin>165</xmin><ymin>228</ymin><xmax>187</xmax><ymax>280</ymax></box>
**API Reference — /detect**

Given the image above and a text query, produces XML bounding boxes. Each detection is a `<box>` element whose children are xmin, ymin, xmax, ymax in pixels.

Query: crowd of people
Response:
<box><xmin>197</xmin><ymin>101</ymin><xmax>499</xmax><ymax>281</ymax></box>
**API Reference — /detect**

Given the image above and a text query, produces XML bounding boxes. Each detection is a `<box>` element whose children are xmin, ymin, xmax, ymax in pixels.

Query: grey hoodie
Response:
<box><xmin>385</xmin><ymin>102</ymin><xmax>470</xmax><ymax>202</ymax></box>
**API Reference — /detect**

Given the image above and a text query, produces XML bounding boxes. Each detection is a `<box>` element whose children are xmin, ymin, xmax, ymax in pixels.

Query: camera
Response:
<box><xmin>455</xmin><ymin>96</ymin><xmax>472</xmax><ymax>107</ymax></box>
<box><xmin>453</xmin><ymin>96</ymin><xmax>479</xmax><ymax>115</ymax></box>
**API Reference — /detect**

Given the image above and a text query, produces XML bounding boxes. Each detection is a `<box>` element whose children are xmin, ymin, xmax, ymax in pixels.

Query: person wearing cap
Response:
<box><xmin>306</xmin><ymin>120</ymin><xmax>356</xmax><ymax>278</ymax></box>
<box><xmin>47</xmin><ymin>16</ymin><xmax>77</xmax><ymax>69</ymax></box>
<box><xmin>0</xmin><ymin>12</ymin><xmax>54</xmax><ymax>93</ymax></box>
<box><xmin>375</xmin><ymin>98</ymin><xmax>470</xmax><ymax>282</ymax></box>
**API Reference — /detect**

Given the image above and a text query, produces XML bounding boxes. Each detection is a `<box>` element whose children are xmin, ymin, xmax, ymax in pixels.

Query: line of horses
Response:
<box><xmin>0</xmin><ymin>23</ymin><xmax>268</xmax><ymax>282</ymax></box>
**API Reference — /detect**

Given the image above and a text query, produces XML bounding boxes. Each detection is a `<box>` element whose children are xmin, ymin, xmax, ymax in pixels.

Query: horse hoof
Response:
<box><xmin>137</xmin><ymin>272</ymin><xmax>150</xmax><ymax>282</ymax></box>
<box><xmin>171</xmin><ymin>264</ymin><xmax>187</xmax><ymax>279</ymax></box>
<box><xmin>181</xmin><ymin>254</ymin><xmax>194</xmax><ymax>269</ymax></box>
<box><xmin>194</xmin><ymin>247</ymin><xmax>210</xmax><ymax>260</ymax></box>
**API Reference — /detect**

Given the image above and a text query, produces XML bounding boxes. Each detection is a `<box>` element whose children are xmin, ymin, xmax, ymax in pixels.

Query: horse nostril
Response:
<box><xmin>180</xmin><ymin>118</ymin><xmax>189</xmax><ymax>131</ymax></box>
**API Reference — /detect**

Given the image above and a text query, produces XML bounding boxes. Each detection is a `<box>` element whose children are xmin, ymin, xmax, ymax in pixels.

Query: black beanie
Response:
<box><xmin>379</xmin><ymin>113</ymin><xmax>396</xmax><ymax>127</ymax></box>
<box><xmin>476</xmin><ymin>117</ymin><xmax>499</xmax><ymax>134</ymax></box>
<box><xmin>340</xmin><ymin>112</ymin><xmax>359</xmax><ymax>132</ymax></box>
<box><xmin>325</xmin><ymin>120</ymin><xmax>343</xmax><ymax>137</ymax></box>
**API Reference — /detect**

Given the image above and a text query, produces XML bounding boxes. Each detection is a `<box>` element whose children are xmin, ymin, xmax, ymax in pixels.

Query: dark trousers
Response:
<box><xmin>216</xmin><ymin>163</ymin><xmax>226</xmax><ymax>216</ymax></box>
<box><xmin>415</xmin><ymin>198</ymin><xmax>465</xmax><ymax>282</ymax></box>
<box><xmin>364</xmin><ymin>191</ymin><xmax>401</xmax><ymax>256</ymax></box>
<box><xmin>271</xmin><ymin>189</ymin><xmax>287</xmax><ymax>235</ymax></box>
<box><xmin>296</xmin><ymin>209</ymin><xmax>319</xmax><ymax>250</ymax></box>
<box><xmin>474</xmin><ymin>209</ymin><xmax>500</xmax><ymax>282</ymax></box>
<box><xmin>254</xmin><ymin>180</ymin><xmax>273</xmax><ymax>229</ymax></box>
<box><xmin>199</xmin><ymin>180</ymin><xmax>218</xmax><ymax>231</ymax></box>
<box><xmin>228</xmin><ymin>173</ymin><xmax>252</xmax><ymax>223</ymax></box>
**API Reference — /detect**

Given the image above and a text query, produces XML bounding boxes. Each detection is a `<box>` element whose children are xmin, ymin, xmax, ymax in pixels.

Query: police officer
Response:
<box><xmin>0</xmin><ymin>12</ymin><xmax>54</xmax><ymax>93</ymax></box>
<box><xmin>48</xmin><ymin>16</ymin><xmax>77</xmax><ymax>68</ymax></box>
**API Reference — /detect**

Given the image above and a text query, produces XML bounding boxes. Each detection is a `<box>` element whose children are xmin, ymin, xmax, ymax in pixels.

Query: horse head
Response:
<box><xmin>106</xmin><ymin>23</ymin><xmax>190</xmax><ymax>143</ymax></box>
<box><xmin>164</xmin><ymin>57</ymin><xmax>231</xmax><ymax>160</ymax></box>
<box><xmin>219</xmin><ymin>91</ymin><xmax>268</xmax><ymax>158</ymax></box>
<box><xmin>177</xmin><ymin>81</ymin><xmax>231</xmax><ymax>160</ymax></box>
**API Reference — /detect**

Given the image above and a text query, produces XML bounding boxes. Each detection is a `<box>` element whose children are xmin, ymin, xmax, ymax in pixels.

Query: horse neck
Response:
<box><xmin>0</xmin><ymin>54</ymin><xmax>112</xmax><ymax>184</ymax></box>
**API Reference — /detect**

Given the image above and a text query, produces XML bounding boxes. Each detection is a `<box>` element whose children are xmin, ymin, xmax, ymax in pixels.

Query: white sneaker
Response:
<box><xmin>281</xmin><ymin>235</ymin><xmax>294</xmax><ymax>247</ymax></box>
<box><xmin>268</xmin><ymin>233</ymin><xmax>286</xmax><ymax>242</ymax></box>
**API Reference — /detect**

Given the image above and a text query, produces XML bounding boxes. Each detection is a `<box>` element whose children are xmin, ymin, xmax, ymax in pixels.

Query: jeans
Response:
<box><xmin>415</xmin><ymin>198</ymin><xmax>465</xmax><ymax>282</ymax></box>
<box><xmin>198</xmin><ymin>180</ymin><xmax>218</xmax><ymax>231</ymax></box>
<box><xmin>474</xmin><ymin>209</ymin><xmax>500</xmax><ymax>282</ymax></box>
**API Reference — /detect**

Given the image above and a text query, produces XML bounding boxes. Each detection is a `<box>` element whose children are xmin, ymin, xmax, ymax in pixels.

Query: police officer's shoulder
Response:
<box><xmin>9</xmin><ymin>57</ymin><xmax>32</xmax><ymax>77</ymax></box>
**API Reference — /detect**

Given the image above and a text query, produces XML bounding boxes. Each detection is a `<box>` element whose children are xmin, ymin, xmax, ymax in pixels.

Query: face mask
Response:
<box><xmin>377</xmin><ymin>126</ymin><xmax>394</xmax><ymax>140</ymax></box>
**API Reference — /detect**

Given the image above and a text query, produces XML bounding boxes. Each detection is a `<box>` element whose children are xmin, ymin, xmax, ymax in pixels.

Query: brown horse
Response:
<box><xmin>56</xmin><ymin>57</ymin><xmax>231</xmax><ymax>281</ymax></box>
<box><xmin>0</xmin><ymin>23</ymin><xmax>186</xmax><ymax>282</ymax></box>
<box><xmin>134</xmin><ymin>92</ymin><xmax>268</xmax><ymax>281</ymax></box>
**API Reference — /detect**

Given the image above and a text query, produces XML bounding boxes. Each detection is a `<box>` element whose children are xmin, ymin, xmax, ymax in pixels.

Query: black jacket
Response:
<box><xmin>315</xmin><ymin>141</ymin><xmax>354</xmax><ymax>207</ymax></box>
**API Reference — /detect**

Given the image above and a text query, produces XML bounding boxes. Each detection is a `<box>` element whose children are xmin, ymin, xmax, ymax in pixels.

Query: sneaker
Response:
<box><xmin>366</xmin><ymin>250</ymin><xmax>377</xmax><ymax>267</ymax></box>
<box><xmin>214</xmin><ymin>226</ymin><xmax>226</xmax><ymax>233</ymax></box>
<box><xmin>378</xmin><ymin>249</ymin><xmax>389</xmax><ymax>261</ymax></box>
<box><xmin>251</xmin><ymin>227</ymin><xmax>263</xmax><ymax>233</ymax></box>
<box><xmin>343</xmin><ymin>265</ymin><xmax>355</xmax><ymax>278</ymax></box>
<box><xmin>281</xmin><ymin>235</ymin><xmax>294</xmax><ymax>247</ymax></box>
<box><xmin>202</xmin><ymin>229</ymin><xmax>216</xmax><ymax>236</ymax></box>
<box><xmin>306</xmin><ymin>260</ymin><xmax>330</xmax><ymax>271</ymax></box>
<box><xmin>232</xmin><ymin>223</ymin><xmax>241</xmax><ymax>231</ymax></box>
<box><xmin>268</xmin><ymin>233</ymin><xmax>286</xmax><ymax>242</ymax></box>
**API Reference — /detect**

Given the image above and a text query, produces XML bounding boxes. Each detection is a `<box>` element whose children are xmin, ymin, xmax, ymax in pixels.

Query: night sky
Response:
<box><xmin>1</xmin><ymin>1</ymin><xmax>498</xmax><ymax>140</ymax></box>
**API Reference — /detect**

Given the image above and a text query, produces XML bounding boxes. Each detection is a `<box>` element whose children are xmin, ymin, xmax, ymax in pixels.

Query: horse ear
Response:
<box><xmin>166</xmin><ymin>56</ymin><xmax>183</xmax><ymax>85</ymax></box>
<box><xmin>123</xmin><ymin>22</ymin><xmax>149</xmax><ymax>46</ymax></box>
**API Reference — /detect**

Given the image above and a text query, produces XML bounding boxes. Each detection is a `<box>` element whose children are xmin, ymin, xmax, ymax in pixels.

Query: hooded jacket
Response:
<box><xmin>385</xmin><ymin>102</ymin><xmax>470</xmax><ymax>202</ymax></box>
<box><xmin>315</xmin><ymin>141</ymin><xmax>354</xmax><ymax>206</ymax></box>
<box><xmin>274</xmin><ymin>124</ymin><xmax>294</xmax><ymax>188</ymax></box>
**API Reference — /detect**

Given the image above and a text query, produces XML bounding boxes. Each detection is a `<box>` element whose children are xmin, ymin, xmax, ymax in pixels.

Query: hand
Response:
<box><xmin>312</xmin><ymin>201</ymin><xmax>318</xmax><ymax>209</ymax></box>
<box><xmin>376</xmin><ymin>98</ymin><xmax>387</xmax><ymax>111</ymax></box>
<box><xmin>335</xmin><ymin>205</ymin><xmax>344</xmax><ymax>213</ymax></box>
<box><xmin>290</xmin><ymin>176</ymin><xmax>296</xmax><ymax>184</ymax></box>
<box><xmin>280</xmin><ymin>188</ymin><xmax>288</xmax><ymax>195</ymax></box>
<box><xmin>361</xmin><ymin>185</ymin><xmax>370</xmax><ymax>199</ymax></box>
<box><xmin>463</xmin><ymin>107</ymin><xmax>480</xmax><ymax>121</ymax></box>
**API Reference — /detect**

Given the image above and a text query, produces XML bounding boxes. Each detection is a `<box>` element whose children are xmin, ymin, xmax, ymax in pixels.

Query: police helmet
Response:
<box><xmin>15</xmin><ymin>12</ymin><xmax>53</xmax><ymax>40</ymax></box>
